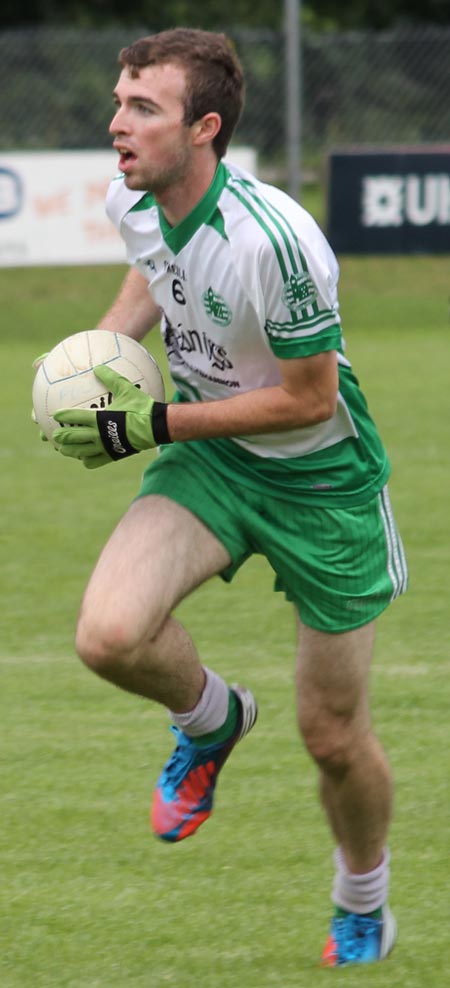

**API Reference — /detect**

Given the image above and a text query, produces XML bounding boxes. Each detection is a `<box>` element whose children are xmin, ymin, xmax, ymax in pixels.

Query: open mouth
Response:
<box><xmin>117</xmin><ymin>149</ymin><xmax>137</xmax><ymax>171</ymax></box>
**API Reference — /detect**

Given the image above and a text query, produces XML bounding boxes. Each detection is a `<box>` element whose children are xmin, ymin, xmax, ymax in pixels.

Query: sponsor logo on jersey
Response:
<box><xmin>282</xmin><ymin>272</ymin><xmax>318</xmax><ymax>311</ymax></box>
<box><xmin>164</xmin><ymin>317</ymin><xmax>234</xmax><ymax>373</ymax></box>
<box><xmin>202</xmin><ymin>287</ymin><xmax>232</xmax><ymax>327</ymax></box>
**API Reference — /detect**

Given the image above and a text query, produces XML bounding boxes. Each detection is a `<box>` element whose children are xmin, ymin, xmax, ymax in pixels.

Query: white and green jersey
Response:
<box><xmin>106</xmin><ymin>161</ymin><xmax>389</xmax><ymax>503</ymax></box>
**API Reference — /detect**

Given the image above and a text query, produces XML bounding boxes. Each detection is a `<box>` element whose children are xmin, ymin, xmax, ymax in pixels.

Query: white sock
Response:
<box><xmin>332</xmin><ymin>847</ymin><xmax>391</xmax><ymax>914</ymax></box>
<box><xmin>170</xmin><ymin>667</ymin><xmax>230</xmax><ymax>737</ymax></box>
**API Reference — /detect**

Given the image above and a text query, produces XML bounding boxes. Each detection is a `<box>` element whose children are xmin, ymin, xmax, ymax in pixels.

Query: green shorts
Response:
<box><xmin>137</xmin><ymin>442</ymin><xmax>408</xmax><ymax>634</ymax></box>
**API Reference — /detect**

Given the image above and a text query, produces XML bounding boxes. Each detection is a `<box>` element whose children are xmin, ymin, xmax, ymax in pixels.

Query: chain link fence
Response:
<box><xmin>2</xmin><ymin>25</ymin><xmax>450</xmax><ymax>174</ymax></box>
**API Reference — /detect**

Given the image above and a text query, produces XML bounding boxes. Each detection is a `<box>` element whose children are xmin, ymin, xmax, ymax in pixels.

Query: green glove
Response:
<box><xmin>52</xmin><ymin>364</ymin><xmax>171</xmax><ymax>469</ymax></box>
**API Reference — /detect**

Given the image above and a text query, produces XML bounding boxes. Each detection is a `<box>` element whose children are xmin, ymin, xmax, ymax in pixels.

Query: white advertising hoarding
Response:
<box><xmin>0</xmin><ymin>148</ymin><xmax>257</xmax><ymax>267</ymax></box>
<box><xmin>0</xmin><ymin>152</ymin><xmax>122</xmax><ymax>266</ymax></box>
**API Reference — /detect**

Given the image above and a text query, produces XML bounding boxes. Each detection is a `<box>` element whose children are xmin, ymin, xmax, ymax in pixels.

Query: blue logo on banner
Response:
<box><xmin>0</xmin><ymin>167</ymin><xmax>23</xmax><ymax>219</ymax></box>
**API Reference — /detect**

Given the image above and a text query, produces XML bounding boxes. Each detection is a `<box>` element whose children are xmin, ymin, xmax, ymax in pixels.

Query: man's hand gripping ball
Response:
<box><xmin>52</xmin><ymin>364</ymin><xmax>171</xmax><ymax>469</ymax></box>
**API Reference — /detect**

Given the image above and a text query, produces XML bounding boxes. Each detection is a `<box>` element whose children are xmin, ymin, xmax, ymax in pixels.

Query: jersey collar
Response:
<box><xmin>158</xmin><ymin>160</ymin><xmax>229</xmax><ymax>254</ymax></box>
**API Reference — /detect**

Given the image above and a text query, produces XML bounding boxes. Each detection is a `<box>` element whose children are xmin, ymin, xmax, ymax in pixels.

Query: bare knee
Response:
<box><xmin>75</xmin><ymin>605</ymin><xmax>162</xmax><ymax>678</ymax></box>
<box><xmin>76</xmin><ymin>614</ymin><xmax>131</xmax><ymax>675</ymax></box>
<box><xmin>299</xmin><ymin>709</ymin><xmax>363</xmax><ymax>777</ymax></box>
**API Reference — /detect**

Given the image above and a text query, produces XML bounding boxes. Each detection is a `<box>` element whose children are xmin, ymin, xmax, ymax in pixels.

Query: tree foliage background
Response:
<box><xmin>1</xmin><ymin>0</ymin><xmax>449</xmax><ymax>30</ymax></box>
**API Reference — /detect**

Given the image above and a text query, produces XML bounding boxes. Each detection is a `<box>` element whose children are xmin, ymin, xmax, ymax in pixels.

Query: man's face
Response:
<box><xmin>110</xmin><ymin>63</ymin><xmax>195</xmax><ymax>193</ymax></box>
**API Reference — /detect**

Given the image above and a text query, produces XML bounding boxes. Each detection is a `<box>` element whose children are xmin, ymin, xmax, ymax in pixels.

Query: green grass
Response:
<box><xmin>1</xmin><ymin>254</ymin><xmax>449</xmax><ymax>987</ymax></box>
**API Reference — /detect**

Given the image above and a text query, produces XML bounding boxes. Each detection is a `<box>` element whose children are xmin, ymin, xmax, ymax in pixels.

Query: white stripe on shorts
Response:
<box><xmin>378</xmin><ymin>486</ymin><xmax>408</xmax><ymax>600</ymax></box>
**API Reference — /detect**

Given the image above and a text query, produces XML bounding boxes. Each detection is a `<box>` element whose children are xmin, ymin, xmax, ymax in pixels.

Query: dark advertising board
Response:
<box><xmin>327</xmin><ymin>148</ymin><xmax>450</xmax><ymax>253</ymax></box>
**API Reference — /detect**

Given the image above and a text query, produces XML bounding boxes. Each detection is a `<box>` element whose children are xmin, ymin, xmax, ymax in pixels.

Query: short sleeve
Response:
<box><xmin>252</xmin><ymin>192</ymin><xmax>343</xmax><ymax>359</ymax></box>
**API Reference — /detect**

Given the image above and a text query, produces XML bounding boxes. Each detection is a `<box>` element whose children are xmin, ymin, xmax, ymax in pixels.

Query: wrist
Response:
<box><xmin>151</xmin><ymin>402</ymin><xmax>172</xmax><ymax>445</ymax></box>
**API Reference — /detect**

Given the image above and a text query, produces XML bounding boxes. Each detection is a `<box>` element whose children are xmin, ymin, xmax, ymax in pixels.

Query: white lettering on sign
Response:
<box><xmin>362</xmin><ymin>174</ymin><xmax>450</xmax><ymax>227</ymax></box>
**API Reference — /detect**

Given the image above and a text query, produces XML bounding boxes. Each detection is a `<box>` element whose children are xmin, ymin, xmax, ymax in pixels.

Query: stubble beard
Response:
<box><xmin>126</xmin><ymin>143</ymin><xmax>193</xmax><ymax>196</ymax></box>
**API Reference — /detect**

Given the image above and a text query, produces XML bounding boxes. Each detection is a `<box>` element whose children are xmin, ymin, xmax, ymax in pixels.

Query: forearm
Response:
<box><xmin>166</xmin><ymin>382</ymin><xmax>336</xmax><ymax>443</ymax></box>
<box><xmin>52</xmin><ymin>350</ymin><xmax>338</xmax><ymax>468</ymax></box>
<box><xmin>97</xmin><ymin>268</ymin><xmax>161</xmax><ymax>341</ymax></box>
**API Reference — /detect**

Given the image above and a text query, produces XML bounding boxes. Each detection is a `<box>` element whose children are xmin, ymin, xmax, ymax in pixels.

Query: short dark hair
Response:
<box><xmin>119</xmin><ymin>28</ymin><xmax>245</xmax><ymax>159</ymax></box>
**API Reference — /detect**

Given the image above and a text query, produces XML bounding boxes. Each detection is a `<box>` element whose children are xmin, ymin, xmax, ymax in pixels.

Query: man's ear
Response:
<box><xmin>191</xmin><ymin>112</ymin><xmax>222</xmax><ymax>147</ymax></box>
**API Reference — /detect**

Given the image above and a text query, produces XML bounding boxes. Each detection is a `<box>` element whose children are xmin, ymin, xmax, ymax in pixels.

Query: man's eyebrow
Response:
<box><xmin>112</xmin><ymin>90</ymin><xmax>160</xmax><ymax>110</ymax></box>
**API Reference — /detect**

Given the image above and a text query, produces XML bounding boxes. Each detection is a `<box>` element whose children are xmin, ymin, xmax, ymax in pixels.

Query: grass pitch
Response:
<box><xmin>1</xmin><ymin>253</ymin><xmax>449</xmax><ymax>987</ymax></box>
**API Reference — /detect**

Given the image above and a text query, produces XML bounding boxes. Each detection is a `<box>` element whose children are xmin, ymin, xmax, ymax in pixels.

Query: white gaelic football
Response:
<box><xmin>32</xmin><ymin>330</ymin><xmax>165</xmax><ymax>441</ymax></box>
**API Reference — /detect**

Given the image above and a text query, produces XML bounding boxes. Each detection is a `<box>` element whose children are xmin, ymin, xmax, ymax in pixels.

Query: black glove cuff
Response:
<box><xmin>96</xmin><ymin>410</ymin><xmax>137</xmax><ymax>460</ymax></box>
<box><xmin>151</xmin><ymin>403</ymin><xmax>172</xmax><ymax>445</ymax></box>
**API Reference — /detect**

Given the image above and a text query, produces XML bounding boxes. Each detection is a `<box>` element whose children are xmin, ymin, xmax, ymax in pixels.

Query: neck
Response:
<box><xmin>155</xmin><ymin>156</ymin><xmax>219</xmax><ymax>227</ymax></box>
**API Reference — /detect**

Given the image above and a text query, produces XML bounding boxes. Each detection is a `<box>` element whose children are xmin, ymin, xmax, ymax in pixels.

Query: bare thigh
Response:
<box><xmin>77</xmin><ymin>495</ymin><xmax>232</xmax><ymax>651</ymax></box>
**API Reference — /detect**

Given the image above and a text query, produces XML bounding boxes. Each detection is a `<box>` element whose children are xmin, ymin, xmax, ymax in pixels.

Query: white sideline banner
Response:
<box><xmin>0</xmin><ymin>148</ymin><xmax>257</xmax><ymax>268</ymax></box>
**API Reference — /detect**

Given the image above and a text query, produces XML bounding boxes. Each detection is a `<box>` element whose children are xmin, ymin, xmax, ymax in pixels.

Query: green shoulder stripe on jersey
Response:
<box><xmin>128</xmin><ymin>191</ymin><xmax>156</xmax><ymax>212</ymax></box>
<box><xmin>231</xmin><ymin>176</ymin><xmax>309</xmax><ymax>278</ymax></box>
<box><xmin>227</xmin><ymin>177</ymin><xmax>338</xmax><ymax>332</ymax></box>
<box><xmin>228</xmin><ymin>184</ymin><xmax>290</xmax><ymax>283</ymax></box>
<box><xmin>229</xmin><ymin>176</ymin><xmax>342</xmax><ymax>337</ymax></box>
<box><xmin>157</xmin><ymin>162</ymin><xmax>228</xmax><ymax>254</ymax></box>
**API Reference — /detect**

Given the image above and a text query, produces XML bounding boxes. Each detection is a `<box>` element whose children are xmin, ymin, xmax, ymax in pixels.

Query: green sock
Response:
<box><xmin>193</xmin><ymin>690</ymin><xmax>239</xmax><ymax>748</ymax></box>
<box><xmin>335</xmin><ymin>906</ymin><xmax>383</xmax><ymax>919</ymax></box>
